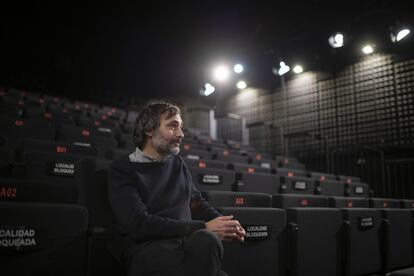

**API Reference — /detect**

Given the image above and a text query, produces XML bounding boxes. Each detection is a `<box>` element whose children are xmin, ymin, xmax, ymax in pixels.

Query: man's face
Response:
<box><xmin>151</xmin><ymin>113</ymin><xmax>184</xmax><ymax>156</ymax></box>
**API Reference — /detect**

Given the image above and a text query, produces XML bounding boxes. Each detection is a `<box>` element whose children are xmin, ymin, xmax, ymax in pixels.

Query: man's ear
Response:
<box><xmin>144</xmin><ymin>129</ymin><xmax>153</xmax><ymax>138</ymax></box>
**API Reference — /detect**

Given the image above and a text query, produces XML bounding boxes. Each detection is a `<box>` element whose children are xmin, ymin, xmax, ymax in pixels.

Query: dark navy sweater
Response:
<box><xmin>108</xmin><ymin>154</ymin><xmax>221</xmax><ymax>244</ymax></box>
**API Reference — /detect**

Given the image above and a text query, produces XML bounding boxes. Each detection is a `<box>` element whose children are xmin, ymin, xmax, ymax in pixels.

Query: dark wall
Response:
<box><xmin>222</xmin><ymin>52</ymin><xmax>414</xmax><ymax>199</ymax></box>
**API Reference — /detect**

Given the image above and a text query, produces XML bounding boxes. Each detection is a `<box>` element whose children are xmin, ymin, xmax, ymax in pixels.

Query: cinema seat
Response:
<box><xmin>286</xmin><ymin>208</ymin><xmax>343</xmax><ymax>276</ymax></box>
<box><xmin>0</xmin><ymin>177</ymin><xmax>78</xmax><ymax>204</ymax></box>
<box><xmin>228</xmin><ymin>162</ymin><xmax>272</xmax><ymax>174</ymax></box>
<box><xmin>0</xmin><ymin>147</ymin><xmax>14</xmax><ymax>177</ymax></box>
<box><xmin>275</xmin><ymin>167</ymin><xmax>307</xmax><ymax>178</ymax></box>
<box><xmin>345</xmin><ymin>181</ymin><xmax>370</xmax><ymax>197</ymax></box>
<box><xmin>273</xmin><ymin>194</ymin><xmax>329</xmax><ymax>208</ymax></box>
<box><xmin>381</xmin><ymin>209</ymin><xmax>414</xmax><ymax>274</ymax></box>
<box><xmin>56</xmin><ymin>125</ymin><xmax>118</xmax><ymax>156</ymax></box>
<box><xmin>315</xmin><ymin>178</ymin><xmax>345</xmax><ymax>196</ymax></box>
<box><xmin>278</xmin><ymin>158</ymin><xmax>306</xmax><ymax>171</ymax></box>
<box><xmin>181</xmin><ymin>141</ymin><xmax>206</xmax><ymax>151</ymax></box>
<box><xmin>0</xmin><ymin>135</ymin><xmax>8</xmax><ymax>146</ymax></box>
<box><xmin>217</xmin><ymin>207</ymin><xmax>287</xmax><ymax>276</ymax></box>
<box><xmin>179</xmin><ymin>148</ymin><xmax>212</xmax><ymax>160</ymax></box>
<box><xmin>328</xmin><ymin>196</ymin><xmax>370</xmax><ymax>208</ymax></box>
<box><xmin>109</xmin><ymin>148</ymin><xmax>133</xmax><ymax>160</ymax></box>
<box><xmin>342</xmin><ymin>208</ymin><xmax>383</xmax><ymax>275</ymax></box>
<box><xmin>20</xmin><ymin>138</ymin><xmax>99</xmax><ymax>159</ymax></box>
<box><xmin>187</xmin><ymin>166</ymin><xmax>236</xmax><ymax>191</ymax></box>
<box><xmin>213</xmin><ymin>152</ymin><xmax>250</xmax><ymax>164</ymax></box>
<box><xmin>184</xmin><ymin>158</ymin><xmax>226</xmax><ymax>170</ymax></box>
<box><xmin>86</xmin><ymin>168</ymin><xmax>123</xmax><ymax>276</ymax></box>
<box><xmin>0</xmin><ymin>202</ymin><xmax>88</xmax><ymax>276</ymax></box>
<box><xmin>401</xmin><ymin>199</ymin><xmax>414</xmax><ymax>208</ymax></box>
<box><xmin>202</xmin><ymin>190</ymin><xmax>272</xmax><ymax>207</ymax></box>
<box><xmin>338</xmin><ymin>175</ymin><xmax>361</xmax><ymax>183</ymax></box>
<box><xmin>279</xmin><ymin>175</ymin><xmax>316</xmax><ymax>195</ymax></box>
<box><xmin>20</xmin><ymin>151</ymin><xmax>96</xmax><ymax>214</ymax></box>
<box><xmin>236</xmin><ymin>172</ymin><xmax>281</xmax><ymax>194</ymax></box>
<box><xmin>308</xmin><ymin>171</ymin><xmax>337</xmax><ymax>181</ymax></box>
<box><xmin>251</xmin><ymin>157</ymin><xmax>278</xmax><ymax>170</ymax></box>
<box><xmin>209</xmin><ymin>146</ymin><xmax>244</xmax><ymax>156</ymax></box>
<box><xmin>370</xmin><ymin>198</ymin><xmax>401</xmax><ymax>208</ymax></box>
<box><xmin>0</xmin><ymin>116</ymin><xmax>55</xmax><ymax>148</ymax></box>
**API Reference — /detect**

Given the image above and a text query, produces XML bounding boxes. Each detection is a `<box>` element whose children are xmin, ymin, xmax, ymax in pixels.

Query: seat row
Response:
<box><xmin>185</xmin><ymin>157</ymin><xmax>370</xmax><ymax>198</ymax></box>
<box><xmin>202</xmin><ymin>190</ymin><xmax>414</xmax><ymax>276</ymax></box>
<box><xmin>2</xmin><ymin>188</ymin><xmax>413</xmax><ymax>276</ymax></box>
<box><xmin>202</xmin><ymin>191</ymin><xmax>414</xmax><ymax>209</ymax></box>
<box><xmin>0</xmin><ymin>150</ymin><xmax>119</xmax><ymax>276</ymax></box>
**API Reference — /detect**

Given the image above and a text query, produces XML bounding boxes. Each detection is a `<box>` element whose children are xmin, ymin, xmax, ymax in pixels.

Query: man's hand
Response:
<box><xmin>205</xmin><ymin>215</ymin><xmax>246</xmax><ymax>242</ymax></box>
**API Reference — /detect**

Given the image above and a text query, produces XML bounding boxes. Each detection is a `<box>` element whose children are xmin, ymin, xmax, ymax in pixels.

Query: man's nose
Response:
<box><xmin>176</xmin><ymin>127</ymin><xmax>184</xmax><ymax>138</ymax></box>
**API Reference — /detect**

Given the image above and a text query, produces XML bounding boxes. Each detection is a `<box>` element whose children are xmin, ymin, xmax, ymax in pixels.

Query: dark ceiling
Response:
<box><xmin>1</xmin><ymin>1</ymin><xmax>413</xmax><ymax>104</ymax></box>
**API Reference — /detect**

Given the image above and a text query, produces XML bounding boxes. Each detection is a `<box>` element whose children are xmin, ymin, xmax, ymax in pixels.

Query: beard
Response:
<box><xmin>152</xmin><ymin>131</ymin><xmax>181</xmax><ymax>156</ymax></box>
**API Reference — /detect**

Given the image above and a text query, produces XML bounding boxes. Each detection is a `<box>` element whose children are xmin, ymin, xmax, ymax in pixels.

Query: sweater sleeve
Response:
<box><xmin>181</xmin><ymin>159</ymin><xmax>223</xmax><ymax>221</ymax></box>
<box><xmin>107</xmin><ymin>158</ymin><xmax>205</xmax><ymax>242</ymax></box>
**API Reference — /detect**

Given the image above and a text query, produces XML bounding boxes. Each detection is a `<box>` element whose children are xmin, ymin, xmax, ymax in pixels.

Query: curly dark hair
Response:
<box><xmin>133</xmin><ymin>102</ymin><xmax>181</xmax><ymax>149</ymax></box>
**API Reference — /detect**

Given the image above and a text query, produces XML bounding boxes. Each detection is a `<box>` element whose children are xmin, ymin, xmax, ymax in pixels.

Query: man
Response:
<box><xmin>108</xmin><ymin>102</ymin><xmax>245</xmax><ymax>276</ymax></box>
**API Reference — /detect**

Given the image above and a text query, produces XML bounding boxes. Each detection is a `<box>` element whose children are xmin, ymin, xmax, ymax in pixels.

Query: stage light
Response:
<box><xmin>328</xmin><ymin>33</ymin><xmax>344</xmax><ymax>48</ymax></box>
<box><xmin>391</xmin><ymin>28</ymin><xmax>410</xmax><ymax>42</ymax></box>
<box><xmin>203</xmin><ymin>83</ymin><xmax>215</xmax><ymax>96</ymax></box>
<box><xmin>213</xmin><ymin>65</ymin><xmax>230</xmax><ymax>82</ymax></box>
<box><xmin>293</xmin><ymin>65</ymin><xmax>304</xmax><ymax>74</ymax></box>
<box><xmin>233</xmin><ymin>64</ymin><xmax>244</xmax><ymax>73</ymax></box>
<box><xmin>236</xmin><ymin>80</ymin><xmax>247</xmax><ymax>89</ymax></box>
<box><xmin>362</xmin><ymin>44</ymin><xmax>374</xmax><ymax>55</ymax></box>
<box><xmin>278</xmin><ymin>62</ymin><xmax>290</xmax><ymax>76</ymax></box>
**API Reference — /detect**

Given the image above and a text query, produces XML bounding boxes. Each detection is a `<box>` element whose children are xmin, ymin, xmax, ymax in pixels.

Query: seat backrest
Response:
<box><xmin>338</xmin><ymin>175</ymin><xmax>361</xmax><ymax>183</ymax></box>
<box><xmin>202</xmin><ymin>191</ymin><xmax>272</xmax><ymax>207</ymax></box>
<box><xmin>228</xmin><ymin>162</ymin><xmax>272</xmax><ymax>174</ymax></box>
<box><xmin>217</xmin><ymin>207</ymin><xmax>287</xmax><ymax>276</ymax></box>
<box><xmin>278</xmin><ymin>158</ymin><xmax>306</xmax><ymax>171</ymax></box>
<box><xmin>287</xmin><ymin>208</ymin><xmax>343</xmax><ymax>276</ymax></box>
<box><xmin>276</xmin><ymin>167</ymin><xmax>307</xmax><ymax>178</ymax></box>
<box><xmin>213</xmin><ymin>153</ymin><xmax>250</xmax><ymax>164</ymax></box>
<box><xmin>184</xmin><ymin>158</ymin><xmax>226</xmax><ymax>170</ymax></box>
<box><xmin>22</xmin><ymin>151</ymin><xmax>96</xmax><ymax>207</ymax></box>
<box><xmin>0</xmin><ymin>116</ymin><xmax>55</xmax><ymax>148</ymax></box>
<box><xmin>0</xmin><ymin>202</ymin><xmax>88</xmax><ymax>276</ymax></box>
<box><xmin>342</xmin><ymin>208</ymin><xmax>383</xmax><ymax>275</ymax></box>
<box><xmin>346</xmin><ymin>182</ymin><xmax>370</xmax><ymax>197</ymax></box>
<box><xmin>273</xmin><ymin>194</ymin><xmax>329</xmax><ymax>208</ymax></box>
<box><xmin>0</xmin><ymin>147</ymin><xmax>14</xmax><ymax>177</ymax></box>
<box><xmin>328</xmin><ymin>196</ymin><xmax>370</xmax><ymax>208</ymax></box>
<box><xmin>382</xmin><ymin>209</ymin><xmax>414</xmax><ymax>271</ymax></box>
<box><xmin>279</xmin><ymin>176</ymin><xmax>316</xmax><ymax>195</ymax></box>
<box><xmin>401</xmin><ymin>199</ymin><xmax>414</xmax><ymax>209</ymax></box>
<box><xmin>251</xmin><ymin>158</ymin><xmax>278</xmax><ymax>170</ymax></box>
<box><xmin>370</xmin><ymin>198</ymin><xmax>401</xmax><ymax>208</ymax></box>
<box><xmin>0</xmin><ymin>177</ymin><xmax>78</xmax><ymax>204</ymax></box>
<box><xmin>188</xmin><ymin>166</ymin><xmax>236</xmax><ymax>191</ymax></box>
<box><xmin>237</xmin><ymin>172</ymin><xmax>281</xmax><ymax>194</ymax></box>
<box><xmin>179</xmin><ymin>148</ymin><xmax>212</xmax><ymax>160</ymax></box>
<box><xmin>317</xmin><ymin>179</ymin><xmax>346</xmax><ymax>196</ymax></box>
<box><xmin>309</xmin><ymin>171</ymin><xmax>337</xmax><ymax>181</ymax></box>
<box><xmin>20</xmin><ymin>138</ymin><xmax>99</xmax><ymax>158</ymax></box>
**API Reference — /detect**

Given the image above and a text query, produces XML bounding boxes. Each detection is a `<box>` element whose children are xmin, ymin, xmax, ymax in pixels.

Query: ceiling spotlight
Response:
<box><xmin>236</xmin><ymin>80</ymin><xmax>247</xmax><ymax>89</ymax></box>
<box><xmin>293</xmin><ymin>65</ymin><xmax>304</xmax><ymax>74</ymax></box>
<box><xmin>213</xmin><ymin>65</ymin><xmax>230</xmax><ymax>82</ymax></box>
<box><xmin>362</xmin><ymin>44</ymin><xmax>374</xmax><ymax>55</ymax></box>
<box><xmin>391</xmin><ymin>28</ymin><xmax>411</xmax><ymax>42</ymax></box>
<box><xmin>203</xmin><ymin>83</ymin><xmax>215</xmax><ymax>96</ymax></box>
<box><xmin>234</xmin><ymin>64</ymin><xmax>244</xmax><ymax>73</ymax></box>
<box><xmin>278</xmin><ymin>62</ymin><xmax>290</xmax><ymax>76</ymax></box>
<box><xmin>328</xmin><ymin>32</ymin><xmax>344</xmax><ymax>48</ymax></box>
